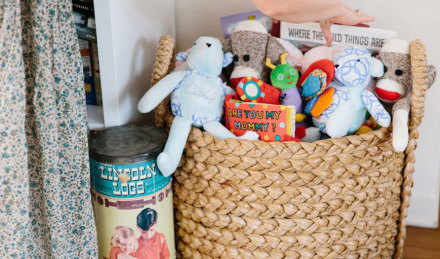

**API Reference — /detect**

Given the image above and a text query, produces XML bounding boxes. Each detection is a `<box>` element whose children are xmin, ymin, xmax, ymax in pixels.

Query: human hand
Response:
<box><xmin>319</xmin><ymin>5</ymin><xmax>375</xmax><ymax>46</ymax></box>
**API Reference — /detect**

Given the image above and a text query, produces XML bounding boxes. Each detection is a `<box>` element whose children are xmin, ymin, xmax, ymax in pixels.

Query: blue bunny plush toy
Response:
<box><xmin>313</xmin><ymin>46</ymin><xmax>391</xmax><ymax>138</ymax></box>
<box><xmin>138</xmin><ymin>36</ymin><xmax>258</xmax><ymax>176</ymax></box>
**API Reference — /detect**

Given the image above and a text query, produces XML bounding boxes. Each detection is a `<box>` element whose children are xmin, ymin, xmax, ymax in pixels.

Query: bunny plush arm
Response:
<box><xmin>361</xmin><ymin>90</ymin><xmax>391</xmax><ymax>127</ymax></box>
<box><xmin>137</xmin><ymin>71</ymin><xmax>188</xmax><ymax>113</ymax></box>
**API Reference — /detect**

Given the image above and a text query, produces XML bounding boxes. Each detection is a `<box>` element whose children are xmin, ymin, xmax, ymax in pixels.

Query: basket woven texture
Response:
<box><xmin>153</xmin><ymin>35</ymin><xmax>429</xmax><ymax>259</ymax></box>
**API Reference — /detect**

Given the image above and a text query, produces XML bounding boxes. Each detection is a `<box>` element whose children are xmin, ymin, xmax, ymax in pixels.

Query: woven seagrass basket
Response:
<box><xmin>152</xmin><ymin>35</ymin><xmax>430</xmax><ymax>258</ymax></box>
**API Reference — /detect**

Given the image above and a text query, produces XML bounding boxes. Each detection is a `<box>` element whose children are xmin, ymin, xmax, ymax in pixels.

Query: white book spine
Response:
<box><xmin>280</xmin><ymin>22</ymin><xmax>397</xmax><ymax>51</ymax></box>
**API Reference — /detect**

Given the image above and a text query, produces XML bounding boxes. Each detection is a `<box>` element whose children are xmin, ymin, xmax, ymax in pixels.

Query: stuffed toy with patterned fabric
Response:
<box><xmin>313</xmin><ymin>46</ymin><xmax>391</xmax><ymax>138</ymax></box>
<box><xmin>137</xmin><ymin>36</ymin><xmax>258</xmax><ymax>176</ymax></box>
<box><xmin>236</xmin><ymin>76</ymin><xmax>281</xmax><ymax>104</ymax></box>
<box><xmin>298</xmin><ymin>59</ymin><xmax>335</xmax><ymax>118</ymax></box>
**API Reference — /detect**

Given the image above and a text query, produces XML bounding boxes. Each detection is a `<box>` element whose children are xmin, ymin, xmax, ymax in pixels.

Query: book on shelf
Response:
<box><xmin>91</xmin><ymin>41</ymin><xmax>102</xmax><ymax>106</ymax></box>
<box><xmin>280</xmin><ymin>22</ymin><xmax>397</xmax><ymax>52</ymax></box>
<box><xmin>72</xmin><ymin>0</ymin><xmax>95</xmax><ymax>17</ymax></box>
<box><xmin>73</xmin><ymin>0</ymin><xmax>102</xmax><ymax>106</ymax></box>
<box><xmin>78</xmin><ymin>38</ymin><xmax>97</xmax><ymax>105</ymax></box>
<box><xmin>73</xmin><ymin>11</ymin><xmax>96</xmax><ymax>41</ymax></box>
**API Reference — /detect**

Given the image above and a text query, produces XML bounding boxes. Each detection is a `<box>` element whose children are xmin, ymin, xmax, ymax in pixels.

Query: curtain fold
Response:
<box><xmin>0</xmin><ymin>1</ymin><xmax>98</xmax><ymax>258</ymax></box>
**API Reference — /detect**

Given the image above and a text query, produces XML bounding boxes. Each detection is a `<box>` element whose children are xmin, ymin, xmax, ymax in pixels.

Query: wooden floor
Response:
<box><xmin>403</xmin><ymin>226</ymin><xmax>440</xmax><ymax>258</ymax></box>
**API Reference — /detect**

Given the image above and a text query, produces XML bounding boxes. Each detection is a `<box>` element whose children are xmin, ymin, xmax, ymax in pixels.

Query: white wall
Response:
<box><xmin>175</xmin><ymin>0</ymin><xmax>256</xmax><ymax>51</ymax></box>
<box><xmin>175</xmin><ymin>0</ymin><xmax>440</xmax><ymax>228</ymax></box>
<box><xmin>95</xmin><ymin>0</ymin><xmax>176</xmax><ymax>127</ymax></box>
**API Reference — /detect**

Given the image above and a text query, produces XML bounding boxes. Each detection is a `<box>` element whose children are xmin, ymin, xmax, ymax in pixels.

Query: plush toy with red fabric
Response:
<box><xmin>298</xmin><ymin>59</ymin><xmax>335</xmax><ymax>117</ymax></box>
<box><xmin>236</xmin><ymin>76</ymin><xmax>281</xmax><ymax>104</ymax></box>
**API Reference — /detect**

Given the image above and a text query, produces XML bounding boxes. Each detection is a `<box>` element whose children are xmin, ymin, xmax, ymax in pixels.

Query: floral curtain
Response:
<box><xmin>0</xmin><ymin>1</ymin><xmax>97</xmax><ymax>258</ymax></box>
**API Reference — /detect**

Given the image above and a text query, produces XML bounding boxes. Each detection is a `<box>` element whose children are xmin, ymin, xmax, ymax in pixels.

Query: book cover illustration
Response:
<box><xmin>280</xmin><ymin>22</ymin><xmax>397</xmax><ymax>52</ymax></box>
<box><xmin>225</xmin><ymin>98</ymin><xmax>296</xmax><ymax>142</ymax></box>
<box><xmin>220</xmin><ymin>10</ymin><xmax>272</xmax><ymax>38</ymax></box>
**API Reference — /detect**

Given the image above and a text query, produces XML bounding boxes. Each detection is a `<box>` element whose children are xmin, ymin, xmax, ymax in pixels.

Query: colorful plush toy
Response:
<box><xmin>266</xmin><ymin>53</ymin><xmax>301</xmax><ymax>110</ymax></box>
<box><xmin>138</xmin><ymin>37</ymin><xmax>258</xmax><ymax>176</ymax></box>
<box><xmin>266</xmin><ymin>53</ymin><xmax>299</xmax><ymax>90</ymax></box>
<box><xmin>313</xmin><ymin>46</ymin><xmax>391</xmax><ymax>138</ymax></box>
<box><xmin>222</xmin><ymin>20</ymin><xmax>303</xmax><ymax>88</ymax></box>
<box><xmin>375</xmin><ymin>39</ymin><xmax>436</xmax><ymax>151</ymax></box>
<box><xmin>265</xmin><ymin>53</ymin><xmax>306</xmax><ymax>129</ymax></box>
<box><xmin>356</xmin><ymin>115</ymin><xmax>379</xmax><ymax>135</ymax></box>
<box><xmin>236</xmin><ymin>76</ymin><xmax>281</xmax><ymax>104</ymax></box>
<box><xmin>298</xmin><ymin>59</ymin><xmax>335</xmax><ymax>117</ymax></box>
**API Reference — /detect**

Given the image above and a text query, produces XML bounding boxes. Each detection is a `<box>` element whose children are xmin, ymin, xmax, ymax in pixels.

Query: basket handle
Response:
<box><xmin>151</xmin><ymin>35</ymin><xmax>175</xmax><ymax>129</ymax></box>
<box><xmin>394</xmin><ymin>39</ymin><xmax>430</xmax><ymax>259</ymax></box>
<box><xmin>408</xmin><ymin>39</ymin><xmax>429</xmax><ymax>130</ymax></box>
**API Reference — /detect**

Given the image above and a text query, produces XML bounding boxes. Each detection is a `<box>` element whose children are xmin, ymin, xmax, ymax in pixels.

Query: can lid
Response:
<box><xmin>89</xmin><ymin>125</ymin><xmax>167</xmax><ymax>164</ymax></box>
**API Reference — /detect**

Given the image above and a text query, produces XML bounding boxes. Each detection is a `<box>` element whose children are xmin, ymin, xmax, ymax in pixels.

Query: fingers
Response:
<box><xmin>331</xmin><ymin>5</ymin><xmax>375</xmax><ymax>26</ymax></box>
<box><xmin>356</xmin><ymin>10</ymin><xmax>375</xmax><ymax>23</ymax></box>
<box><xmin>319</xmin><ymin>20</ymin><xmax>333</xmax><ymax>46</ymax></box>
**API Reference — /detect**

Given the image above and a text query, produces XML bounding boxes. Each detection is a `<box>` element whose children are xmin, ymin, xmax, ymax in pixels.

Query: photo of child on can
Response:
<box><xmin>109</xmin><ymin>208</ymin><xmax>169</xmax><ymax>259</ymax></box>
<box><xmin>109</xmin><ymin>226</ymin><xmax>138</xmax><ymax>259</ymax></box>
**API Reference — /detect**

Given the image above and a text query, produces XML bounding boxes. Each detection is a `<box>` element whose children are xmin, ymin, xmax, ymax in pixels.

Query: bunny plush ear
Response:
<box><xmin>175</xmin><ymin>49</ymin><xmax>191</xmax><ymax>62</ymax></box>
<box><xmin>371</xmin><ymin>57</ymin><xmax>385</xmax><ymax>78</ymax></box>
<box><xmin>223</xmin><ymin>52</ymin><xmax>233</xmax><ymax>67</ymax></box>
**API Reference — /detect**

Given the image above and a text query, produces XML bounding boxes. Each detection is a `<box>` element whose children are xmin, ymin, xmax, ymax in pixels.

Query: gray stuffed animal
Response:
<box><xmin>375</xmin><ymin>39</ymin><xmax>436</xmax><ymax>151</ymax></box>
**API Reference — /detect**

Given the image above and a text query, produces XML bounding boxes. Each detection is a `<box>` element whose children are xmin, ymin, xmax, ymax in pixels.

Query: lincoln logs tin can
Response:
<box><xmin>89</xmin><ymin>125</ymin><xmax>175</xmax><ymax>259</ymax></box>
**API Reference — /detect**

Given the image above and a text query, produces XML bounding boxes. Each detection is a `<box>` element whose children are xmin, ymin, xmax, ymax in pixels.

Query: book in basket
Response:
<box><xmin>225</xmin><ymin>97</ymin><xmax>296</xmax><ymax>142</ymax></box>
<box><xmin>280</xmin><ymin>22</ymin><xmax>397</xmax><ymax>51</ymax></box>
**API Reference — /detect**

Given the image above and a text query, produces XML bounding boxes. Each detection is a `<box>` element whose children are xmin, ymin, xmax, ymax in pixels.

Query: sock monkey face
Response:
<box><xmin>230</xmin><ymin>31</ymin><xmax>270</xmax><ymax>79</ymax></box>
<box><xmin>375</xmin><ymin>51</ymin><xmax>411</xmax><ymax>103</ymax></box>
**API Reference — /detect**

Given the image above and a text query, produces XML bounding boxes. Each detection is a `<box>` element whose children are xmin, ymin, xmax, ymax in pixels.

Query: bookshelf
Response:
<box><xmin>79</xmin><ymin>0</ymin><xmax>176</xmax><ymax>129</ymax></box>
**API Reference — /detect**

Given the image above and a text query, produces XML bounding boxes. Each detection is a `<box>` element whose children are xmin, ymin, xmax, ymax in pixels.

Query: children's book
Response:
<box><xmin>220</xmin><ymin>10</ymin><xmax>272</xmax><ymax>38</ymax></box>
<box><xmin>280</xmin><ymin>22</ymin><xmax>397</xmax><ymax>52</ymax></box>
<box><xmin>225</xmin><ymin>97</ymin><xmax>296</xmax><ymax>142</ymax></box>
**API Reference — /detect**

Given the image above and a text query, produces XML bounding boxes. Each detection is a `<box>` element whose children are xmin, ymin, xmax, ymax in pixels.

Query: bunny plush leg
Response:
<box><xmin>324</xmin><ymin>102</ymin><xmax>353</xmax><ymax>138</ymax></box>
<box><xmin>157</xmin><ymin>116</ymin><xmax>192</xmax><ymax>177</ymax></box>
<box><xmin>392</xmin><ymin>109</ymin><xmax>409</xmax><ymax>152</ymax></box>
<box><xmin>203</xmin><ymin>121</ymin><xmax>259</xmax><ymax>140</ymax></box>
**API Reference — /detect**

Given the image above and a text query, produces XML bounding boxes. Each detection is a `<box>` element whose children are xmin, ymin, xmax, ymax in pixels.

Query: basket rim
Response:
<box><xmin>187</xmin><ymin>123</ymin><xmax>391</xmax><ymax>150</ymax></box>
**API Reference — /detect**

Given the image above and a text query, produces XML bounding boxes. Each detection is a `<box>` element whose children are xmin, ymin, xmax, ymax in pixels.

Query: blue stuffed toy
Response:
<box><xmin>138</xmin><ymin>36</ymin><xmax>258</xmax><ymax>176</ymax></box>
<box><xmin>313</xmin><ymin>46</ymin><xmax>391</xmax><ymax>138</ymax></box>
